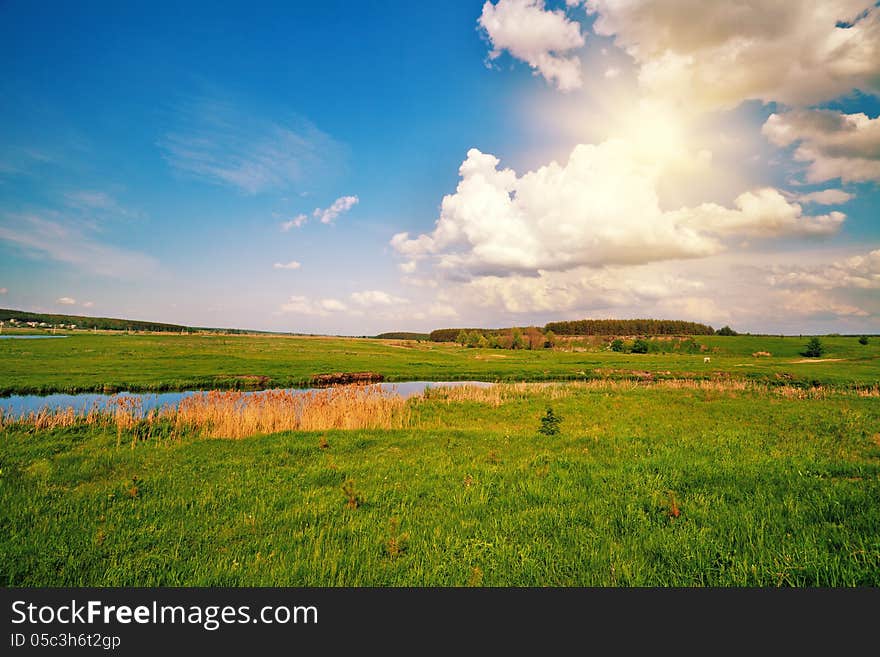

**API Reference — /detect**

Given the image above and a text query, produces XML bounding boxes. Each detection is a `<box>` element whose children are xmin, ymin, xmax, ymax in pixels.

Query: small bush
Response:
<box><xmin>631</xmin><ymin>338</ymin><xmax>649</xmax><ymax>354</ymax></box>
<box><xmin>341</xmin><ymin>479</ymin><xmax>363</xmax><ymax>509</ymax></box>
<box><xmin>802</xmin><ymin>337</ymin><xmax>826</xmax><ymax>358</ymax></box>
<box><xmin>858</xmin><ymin>335</ymin><xmax>869</xmax><ymax>345</ymax></box>
<box><xmin>716</xmin><ymin>325</ymin><xmax>738</xmax><ymax>336</ymax></box>
<box><xmin>538</xmin><ymin>407</ymin><xmax>562</xmax><ymax>436</ymax></box>
<box><xmin>610</xmin><ymin>339</ymin><xmax>625</xmax><ymax>352</ymax></box>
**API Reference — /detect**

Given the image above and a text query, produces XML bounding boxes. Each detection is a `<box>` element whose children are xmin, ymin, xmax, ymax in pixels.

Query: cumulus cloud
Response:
<box><xmin>280</xmin><ymin>214</ymin><xmax>308</xmax><ymax>231</ymax></box>
<box><xmin>427</xmin><ymin>303</ymin><xmax>459</xmax><ymax>318</ymax></box>
<box><xmin>314</xmin><ymin>196</ymin><xmax>358</xmax><ymax>224</ymax></box>
<box><xmin>390</xmin><ymin>144</ymin><xmax>841</xmax><ymax>279</ymax></box>
<box><xmin>767</xmin><ymin>249</ymin><xmax>880</xmax><ymax>289</ymax></box>
<box><xmin>439</xmin><ymin>263</ymin><xmax>706</xmax><ymax>316</ymax></box>
<box><xmin>350</xmin><ymin>290</ymin><xmax>408</xmax><ymax>306</ymax></box>
<box><xmin>273</xmin><ymin>260</ymin><xmax>302</xmax><ymax>270</ymax></box>
<box><xmin>796</xmin><ymin>189</ymin><xmax>854</xmax><ymax>205</ymax></box>
<box><xmin>57</xmin><ymin>297</ymin><xmax>76</xmax><ymax>305</ymax></box>
<box><xmin>762</xmin><ymin>109</ymin><xmax>880</xmax><ymax>183</ymax></box>
<box><xmin>82</xmin><ymin>301</ymin><xmax>94</xmax><ymax>308</ymax></box>
<box><xmin>279</xmin><ymin>196</ymin><xmax>357</xmax><ymax>230</ymax></box>
<box><xmin>479</xmin><ymin>0</ymin><xmax>586</xmax><ymax>91</ymax></box>
<box><xmin>777</xmin><ymin>289</ymin><xmax>869</xmax><ymax>318</ymax></box>
<box><xmin>582</xmin><ymin>0</ymin><xmax>880</xmax><ymax>109</ymax></box>
<box><xmin>0</xmin><ymin>287</ymin><xmax>6</xmax><ymax>294</ymax></box>
<box><xmin>670</xmin><ymin>188</ymin><xmax>845</xmax><ymax>237</ymax></box>
<box><xmin>279</xmin><ymin>295</ymin><xmax>348</xmax><ymax>315</ymax></box>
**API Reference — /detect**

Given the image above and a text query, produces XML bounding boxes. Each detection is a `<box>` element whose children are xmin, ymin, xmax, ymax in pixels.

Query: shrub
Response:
<box><xmin>716</xmin><ymin>325</ymin><xmax>738</xmax><ymax>336</ymax></box>
<box><xmin>631</xmin><ymin>338</ymin><xmax>649</xmax><ymax>354</ymax></box>
<box><xmin>610</xmin><ymin>338</ymin><xmax>625</xmax><ymax>352</ymax></box>
<box><xmin>537</xmin><ymin>407</ymin><xmax>562</xmax><ymax>437</ymax></box>
<box><xmin>859</xmin><ymin>335</ymin><xmax>869</xmax><ymax>345</ymax></box>
<box><xmin>802</xmin><ymin>337</ymin><xmax>825</xmax><ymax>358</ymax></box>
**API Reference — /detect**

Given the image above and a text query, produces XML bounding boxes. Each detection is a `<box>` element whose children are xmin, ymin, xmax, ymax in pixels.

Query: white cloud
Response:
<box><xmin>479</xmin><ymin>0</ymin><xmax>586</xmax><ymax>91</ymax></box>
<box><xmin>603</xmin><ymin>67</ymin><xmax>620</xmax><ymax>79</ymax></box>
<box><xmin>279</xmin><ymin>295</ymin><xmax>348</xmax><ymax>316</ymax></box>
<box><xmin>446</xmin><ymin>264</ymin><xmax>704</xmax><ymax>315</ymax></box>
<box><xmin>796</xmin><ymin>189</ymin><xmax>854</xmax><ymax>205</ymax></box>
<box><xmin>57</xmin><ymin>297</ymin><xmax>76</xmax><ymax>305</ymax></box>
<box><xmin>777</xmin><ymin>289</ymin><xmax>869</xmax><ymax>318</ymax></box>
<box><xmin>767</xmin><ymin>249</ymin><xmax>880</xmax><ymax>289</ymax></box>
<box><xmin>82</xmin><ymin>301</ymin><xmax>94</xmax><ymax>308</ymax></box>
<box><xmin>762</xmin><ymin>109</ymin><xmax>880</xmax><ymax>183</ymax></box>
<box><xmin>398</xmin><ymin>260</ymin><xmax>417</xmax><ymax>274</ymax></box>
<box><xmin>583</xmin><ymin>0</ymin><xmax>880</xmax><ymax>109</ymax></box>
<box><xmin>0</xmin><ymin>287</ymin><xmax>6</xmax><ymax>294</ymax></box>
<box><xmin>313</xmin><ymin>195</ymin><xmax>358</xmax><ymax>224</ymax></box>
<box><xmin>320</xmin><ymin>298</ymin><xmax>347</xmax><ymax>312</ymax></box>
<box><xmin>428</xmin><ymin>303</ymin><xmax>459</xmax><ymax>318</ymax></box>
<box><xmin>159</xmin><ymin>97</ymin><xmax>345</xmax><ymax>194</ymax></box>
<box><xmin>390</xmin><ymin>143</ymin><xmax>840</xmax><ymax>280</ymax></box>
<box><xmin>671</xmin><ymin>188</ymin><xmax>845</xmax><ymax>238</ymax></box>
<box><xmin>281</xmin><ymin>214</ymin><xmax>308</xmax><ymax>231</ymax></box>
<box><xmin>350</xmin><ymin>290</ymin><xmax>408</xmax><ymax>306</ymax></box>
<box><xmin>0</xmin><ymin>213</ymin><xmax>160</xmax><ymax>279</ymax></box>
<box><xmin>273</xmin><ymin>260</ymin><xmax>302</xmax><ymax>270</ymax></box>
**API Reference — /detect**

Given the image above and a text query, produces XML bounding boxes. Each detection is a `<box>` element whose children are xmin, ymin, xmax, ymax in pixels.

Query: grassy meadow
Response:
<box><xmin>2</xmin><ymin>382</ymin><xmax>879</xmax><ymax>586</ymax></box>
<box><xmin>0</xmin><ymin>331</ymin><xmax>879</xmax><ymax>395</ymax></box>
<box><xmin>2</xmin><ymin>332</ymin><xmax>879</xmax><ymax>586</ymax></box>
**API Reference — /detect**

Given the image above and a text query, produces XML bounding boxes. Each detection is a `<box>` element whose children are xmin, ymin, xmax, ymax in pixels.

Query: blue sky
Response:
<box><xmin>1</xmin><ymin>1</ymin><xmax>878</xmax><ymax>334</ymax></box>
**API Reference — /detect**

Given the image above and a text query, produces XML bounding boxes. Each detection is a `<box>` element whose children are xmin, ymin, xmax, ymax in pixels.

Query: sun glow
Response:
<box><xmin>610</xmin><ymin>99</ymin><xmax>692</xmax><ymax>168</ymax></box>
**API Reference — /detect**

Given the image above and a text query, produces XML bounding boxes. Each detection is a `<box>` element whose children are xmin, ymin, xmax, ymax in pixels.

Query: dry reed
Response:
<box><xmin>1</xmin><ymin>384</ymin><xmax>411</xmax><ymax>441</ymax></box>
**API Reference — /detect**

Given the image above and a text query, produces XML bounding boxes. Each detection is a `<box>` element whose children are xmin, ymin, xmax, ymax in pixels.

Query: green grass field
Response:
<box><xmin>1</xmin><ymin>332</ymin><xmax>878</xmax><ymax>395</ymax></box>
<box><xmin>2</xmin><ymin>383</ymin><xmax>879</xmax><ymax>586</ymax></box>
<box><xmin>2</xmin><ymin>333</ymin><xmax>879</xmax><ymax>586</ymax></box>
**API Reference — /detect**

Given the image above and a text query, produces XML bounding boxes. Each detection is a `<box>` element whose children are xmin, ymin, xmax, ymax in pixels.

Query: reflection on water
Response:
<box><xmin>1</xmin><ymin>381</ymin><xmax>494</xmax><ymax>416</ymax></box>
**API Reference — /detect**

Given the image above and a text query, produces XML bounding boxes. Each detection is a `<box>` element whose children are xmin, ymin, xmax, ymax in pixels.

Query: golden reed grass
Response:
<box><xmin>1</xmin><ymin>384</ymin><xmax>410</xmax><ymax>440</ymax></box>
<box><xmin>417</xmin><ymin>379</ymin><xmax>880</xmax><ymax>404</ymax></box>
<box><xmin>174</xmin><ymin>385</ymin><xmax>409</xmax><ymax>438</ymax></box>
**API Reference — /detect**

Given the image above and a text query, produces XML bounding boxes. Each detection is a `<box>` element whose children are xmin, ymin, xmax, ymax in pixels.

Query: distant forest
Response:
<box><xmin>430</xmin><ymin>319</ymin><xmax>716</xmax><ymax>342</ymax></box>
<box><xmin>374</xmin><ymin>332</ymin><xmax>431</xmax><ymax>340</ymax></box>
<box><xmin>544</xmin><ymin>319</ymin><xmax>716</xmax><ymax>336</ymax></box>
<box><xmin>0</xmin><ymin>309</ymin><xmax>256</xmax><ymax>334</ymax></box>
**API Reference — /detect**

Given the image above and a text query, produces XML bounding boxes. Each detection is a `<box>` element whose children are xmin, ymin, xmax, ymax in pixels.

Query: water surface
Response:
<box><xmin>1</xmin><ymin>380</ymin><xmax>494</xmax><ymax>416</ymax></box>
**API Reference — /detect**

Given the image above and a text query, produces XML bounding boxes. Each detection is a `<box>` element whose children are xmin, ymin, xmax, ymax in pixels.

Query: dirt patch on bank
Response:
<box><xmin>791</xmin><ymin>358</ymin><xmax>845</xmax><ymax>363</ymax></box>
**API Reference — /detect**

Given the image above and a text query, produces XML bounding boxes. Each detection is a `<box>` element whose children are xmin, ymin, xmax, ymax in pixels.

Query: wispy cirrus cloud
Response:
<box><xmin>0</xmin><ymin>213</ymin><xmax>160</xmax><ymax>279</ymax></box>
<box><xmin>158</xmin><ymin>97</ymin><xmax>346</xmax><ymax>195</ymax></box>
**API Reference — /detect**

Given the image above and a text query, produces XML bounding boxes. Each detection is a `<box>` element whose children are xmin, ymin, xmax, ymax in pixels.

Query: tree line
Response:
<box><xmin>544</xmin><ymin>318</ymin><xmax>716</xmax><ymax>336</ymax></box>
